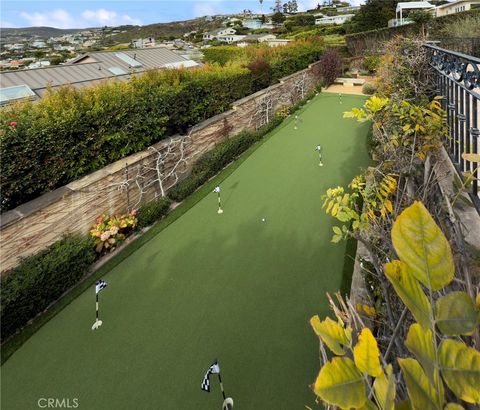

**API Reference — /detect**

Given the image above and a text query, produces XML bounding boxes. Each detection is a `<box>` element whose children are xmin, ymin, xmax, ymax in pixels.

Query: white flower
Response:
<box><xmin>100</xmin><ymin>231</ymin><xmax>111</xmax><ymax>241</ymax></box>
<box><xmin>110</xmin><ymin>226</ymin><xmax>119</xmax><ymax>235</ymax></box>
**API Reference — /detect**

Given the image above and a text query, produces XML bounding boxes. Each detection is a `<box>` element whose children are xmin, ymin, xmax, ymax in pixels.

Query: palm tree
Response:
<box><xmin>259</xmin><ymin>0</ymin><xmax>264</xmax><ymax>14</ymax></box>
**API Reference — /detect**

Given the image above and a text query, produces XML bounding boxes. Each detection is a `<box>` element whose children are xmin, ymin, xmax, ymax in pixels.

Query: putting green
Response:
<box><xmin>1</xmin><ymin>93</ymin><xmax>370</xmax><ymax>410</ymax></box>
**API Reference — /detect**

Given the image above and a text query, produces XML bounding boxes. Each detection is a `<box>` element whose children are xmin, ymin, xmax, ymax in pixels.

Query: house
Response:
<box><xmin>31</xmin><ymin>40</ymin><xmax>47</xmax><ymax>49</ymax></box>
<box><xmin>435</xmin><ymin>0</ymin><xmax>480</xmax><ymax>16</ymax></box>
<box><xmin>315</xmin><ymin>14</ymin><xmax>355</xmax><ymax>25</ymax></box>
<box><xmin>243</xmin><ymin>18</ymin><xmax>263</xmax><ymax>29</ymax></box>
<box><xmin>235</xmin><ymin>34</ymin><xmax>277</xmax><ymax>47</ymax></box>
<box><xmin>218</xmin><ymin>35</ymin><xmax>247</xmax><ymax>44</ymax></box>
<box><xmin>0</xmin><ymin>48</ymin><xmax>199</xmax><ymax>105</ymax></box>
<box><xmin>336</xmin><ymin>5</ymin><xmax>361</xmax><ymax>13</ymax></box>
<box><xmin>132</xmin><ymin>37</ymin><xmax>156</xmax><ymax>48</ymax></box>
<box><xmin>203</xmin><ymin>28</ymin><xmax>236</xmax><ymax>41</ymax></box>
<box><xmin>265</xmin><ymin>38</ymin><xmax>292</xmax><ymax>47</ymax></box>
<box><xmin>393</xmin><ymin>2</ymin><xmax>435</xmax><ymax>27</ymax></box>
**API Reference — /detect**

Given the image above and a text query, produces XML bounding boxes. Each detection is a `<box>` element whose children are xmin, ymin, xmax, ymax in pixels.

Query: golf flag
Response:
<box><xmin>213</xmin><ymin>186</ymin><xmax>220</xmax><ymax>193</ymax></box>
<box><xmin>201</xmin><ymin>360</ymin><xmax>220</xmax><ymax>392</ymax></box>
<box><xmin>95</xmin><ymin>280</ymin><xmax>107</xmax><ymax>294</ymax></box>
<box><xmin>315</xmin><ymin>145</ymin><xmax>321</xmax><ymax>152</ymax></box>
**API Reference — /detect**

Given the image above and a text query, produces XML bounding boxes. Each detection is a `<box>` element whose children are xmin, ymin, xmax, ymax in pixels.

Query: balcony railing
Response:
<box><xmin>424</xmin><ymin>44</ymin><xmax>480</xmax><ymax>212</ymax></box>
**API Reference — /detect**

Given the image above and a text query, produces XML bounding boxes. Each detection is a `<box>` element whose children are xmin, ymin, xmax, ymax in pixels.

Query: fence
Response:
<box><xmin>424</xmin><ymin>44</ymin><xmax>480</xmax><ymax>213</ymax></box>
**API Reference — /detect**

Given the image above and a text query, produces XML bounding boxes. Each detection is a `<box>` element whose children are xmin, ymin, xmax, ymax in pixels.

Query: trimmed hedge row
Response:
<box><xmin>137</xmin><ymin>197</ymin><xmax>172</xmax><ymax>229</ymax></box>
<box><xmin>1</xmin><ymin>235</ymin><xmax>96</xmax><ymax>341</ymax></box>
<box><xmin>0</xmin><ymin>40</ymin><xmax>323</xmax><ymax>212</ymax></box>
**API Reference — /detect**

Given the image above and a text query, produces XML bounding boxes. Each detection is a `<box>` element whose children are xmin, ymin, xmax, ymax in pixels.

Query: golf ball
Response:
<box><xmin>262</xmin><ymin>218</ymin><xmax>266</xmax><ymax>222</ymax></box>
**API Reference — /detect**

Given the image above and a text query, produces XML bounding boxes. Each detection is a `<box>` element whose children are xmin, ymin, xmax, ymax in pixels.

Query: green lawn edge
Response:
<box><xmin>1</xmin><ymin>112</ymin><xmax>294</xmax><ymax>365</ymax></box>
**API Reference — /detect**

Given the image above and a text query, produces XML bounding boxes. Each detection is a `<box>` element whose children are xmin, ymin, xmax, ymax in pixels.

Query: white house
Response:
<box><xmin>203</xmin><ymin>28</ymin><xmax>236</xmax><ymax>41</ymax></box>
<box><xmin>235</xmin><ymin>34</ymin><xmax>277</xmax><ymax>47</ymax></box>
<box><xmin>218</xmin><ymin>35</ymin><xmax>247</xmax><ymax>44</ymax></box>
<box><xmin>393</xmin><ymin>2</ymin><xmax>435</xmax><ymax>27</ymax></box>
<box><xmin>265</xmin><ymin>38</ymin><xmax>292</xmax><ymax>47</ymax></box>
<box><xmin>435</xmin><ymin>0</ymin><xmax>480</xmax><ymax>17</ymax></box>
<box><xmin>315</xmin><ymin>14</ymin><xmax>354</xmax><ymax>25</ymax></box>
<box><xmin>132</xmin><ymin>38</ymin><xmax>156</xmax><ymax>48</ymax></box>
<box><xmin>336</xmin><ymin>5</ymin><xmax>361</xmax><ymax>13</ymax></box>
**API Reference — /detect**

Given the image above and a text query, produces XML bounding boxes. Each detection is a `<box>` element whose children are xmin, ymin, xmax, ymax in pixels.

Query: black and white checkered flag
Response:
<box><xmin>95</xmin><ymin>280</ymin><xmax>107</xmax><ymax>294</ymax></box>
<box><xmin>213</xmin><ymin>186</ymin><xmax>220</xmax><ymax>193</ymax></box>
<box><xmin>201</xmin><ymin>360</ymin><xmax>220</xmax><ymax>392</ymax></box>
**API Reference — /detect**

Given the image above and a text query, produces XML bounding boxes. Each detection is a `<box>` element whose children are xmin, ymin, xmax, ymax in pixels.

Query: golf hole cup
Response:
<box><xmin>222</xmin><ymin>397</ymin><xmax>234</xmax><ymax>410</ymax></box>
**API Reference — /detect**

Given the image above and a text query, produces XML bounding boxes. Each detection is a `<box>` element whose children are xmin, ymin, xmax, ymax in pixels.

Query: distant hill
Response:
<box><xmin>0</xmin><ymin>26</ymin><xmax>83</xmax><ymax>38</ymax></box>
<box><xmin>110</xmin><ymin>17</ymin><xmax>222</xmax><ymax>42</ymax></box>
<box><xmin>0</xmin><ymin>16</ymin><xmax>224</xmax><ymax>44</ymax></box>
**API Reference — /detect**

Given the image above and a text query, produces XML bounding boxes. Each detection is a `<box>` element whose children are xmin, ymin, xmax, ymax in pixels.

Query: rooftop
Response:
<box><xmin>0</xmin><ymin>47</ymin><xmax>199</xmax><ymax>104</ymax></box>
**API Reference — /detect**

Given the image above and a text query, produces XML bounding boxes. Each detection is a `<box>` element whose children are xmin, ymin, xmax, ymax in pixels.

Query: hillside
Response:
<box><xmin>0</xmin><ymin>26</ymin><xmax>83</xmax><ymax>38</ymax></box>
<box><xmin>110</xmin><ymin>17</ymin><xmax>222</xmax><ymax>42</ymax></box>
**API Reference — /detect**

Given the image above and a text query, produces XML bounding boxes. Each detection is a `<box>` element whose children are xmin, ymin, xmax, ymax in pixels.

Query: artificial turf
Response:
<box><xmin>1</xmin><ymin>93</ymin><xmax>370</xmax><ymax>410</ymax></box>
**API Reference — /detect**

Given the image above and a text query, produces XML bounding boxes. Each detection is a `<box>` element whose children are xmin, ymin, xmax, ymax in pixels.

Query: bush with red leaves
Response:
<box><xmin>319</xmin><ymin>49</ymin><xmax>343</xmax><ymax>87</ymax></box>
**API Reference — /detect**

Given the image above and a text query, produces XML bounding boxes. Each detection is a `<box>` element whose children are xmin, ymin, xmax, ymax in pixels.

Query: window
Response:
<box><xmin>114</xmin><ymin>52</ymin><xmax>142</xmax><ymax>68</ymax></box>
<box><xmin>108</xmin><ymin>66</ymin><xmax>128</xmax><ymax>75</ymax></box>
<box><xmin>0</xmin><ymin>85</ymin><xmax>36</xmax><ymax>104</ymax></box>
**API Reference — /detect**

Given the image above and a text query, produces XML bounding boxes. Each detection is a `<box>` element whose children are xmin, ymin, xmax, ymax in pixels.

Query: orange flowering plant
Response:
<box><xmin>90</xmin><ymin>210</ymin><xmax>137</xmax><ymax>253</ymax></box>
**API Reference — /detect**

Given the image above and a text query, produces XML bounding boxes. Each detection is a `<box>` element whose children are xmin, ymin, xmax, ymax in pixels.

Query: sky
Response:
<box><xmin>0</xmin><ymin>0</ymin><xmax>365</xmax><ymax>29</ymax></box>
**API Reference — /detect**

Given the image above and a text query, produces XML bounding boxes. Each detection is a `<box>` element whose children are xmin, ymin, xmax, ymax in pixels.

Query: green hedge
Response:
<box><xmin>0</xmin><ymin>40</ymin><xmax>323</xmax><ymax>212</ymax></box>
<box><xmin>1</xmin><ymin>234</ymin><xmax>96</xmax><ymax>342</ymax></box>
<box><xmin>137</xmin><ymin>197</ymin><xmax>172</xmax><ymax>229</ymax></box>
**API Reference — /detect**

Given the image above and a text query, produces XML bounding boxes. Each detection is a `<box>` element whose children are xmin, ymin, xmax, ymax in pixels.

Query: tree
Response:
<box><xmin>273</xmin><ymin>0</ymin><xmax>283</xmax><ymax>13</ymax></box>
<box><xmin>271</xmin><ymin>11</ymin><xmax>286</xmax><ymax>25</ymax></box>
<box><xmin>409</xmin><ymin>10</ymin><xmax>433</xmax><ymax>38</ymax></box>
<box><xmin>284</xmin><ymin>0</ymin><xmax>298</xmax><ymax>13</ymax></box>
<box><xmin>344</xmin><ymin>0</ymin><xmax>397</xmax><ymax>34</ymax></box>
<box><xmin>259</xmin><ymin>0</ymin><xmax>264</xmax><ymax>14</ymax></box>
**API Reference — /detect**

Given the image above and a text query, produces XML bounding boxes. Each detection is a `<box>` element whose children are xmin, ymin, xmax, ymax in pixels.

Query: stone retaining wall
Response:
<box><xmin>0</xmin><ymin>62</ymin><xmax>321</xmax><ymax>274</ymax></box>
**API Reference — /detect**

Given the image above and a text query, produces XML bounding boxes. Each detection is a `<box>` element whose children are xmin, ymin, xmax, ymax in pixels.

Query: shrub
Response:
<box><xmin>318</xmin><ymin>48</ymin><xmax>342</xmax><ymax>86</ymax></box>
<box><xmin>137</xmin><ymin>197</ymin><xmax>172</xmax><ymax>228</ymax></box>
<box><xmin>362</xmin><ymin>83</ymin><xmax>377</xmax><ymax>95</ymax></box>
<box><xmin>202</xmin><ymin>46</ymin><xmax>245</xmax><ymax>66</ymax></box>
<box><xmin>168</xmin><ymin>170</ymin><xmax>210</xmax><ymax>202</ymax></box>
<box><xmin>247</xmin><ymin>58</ymin><xmax>273</xmax><ymax>90</ymax></box>
<box><xmin>90</xmin><ymin>211</ymin><xmax>138</xmax><ymax>253</ymax></box>
<box><xmin>363</xmin><ymin>55</ymin><xmax>380</xmax><ymax>73</ymax></box>
<box><xmin>0</xmin><ymin>234</ymin><xmax>95</xmax><ymax>341</ymax></box>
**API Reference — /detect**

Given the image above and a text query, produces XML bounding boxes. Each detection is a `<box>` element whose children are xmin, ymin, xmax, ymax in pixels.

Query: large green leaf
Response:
<box><xmin>405</xmin><ymin>324</ymin><xmax>435</xmax><ymax>383</ymax></box>
<box><xmin>354</xmin><ymin>327</ymin><xmax>383</xmax><ymax>377</ymax></box>
<box><xmin>373</xmin><ymin>364</ymin><xmax>396</xmax><ymax>410</ymax></box>
<box><xmin>314</xmin><ymin>357</ymin><xmax>367</xmax><ymax>409</ymax></box>
<box><xmin>310</xmin><ymin>315</ymin><xmax>351</xmax><ymax>356</ymax></box>
<box><xmin>398</xmin><ymin>358</ymin><xmax>443</xmax><ymax>410</ymax></box>
<box><xmin>384</xmin><ymin>261</ymin><xmax>432</xmax><ymax>329</ymax></box>
<box><xmin>391</xmin><ymin>201</ymin><xmax>454</xmax><ymax>291</ymax></box>
<box><xmin>439</xmin><ymin>339</ymin><xmax>480</xmax><ymax>404</ymax></box>
<box><xmin>443</xmin><ymin>404</ymin><xmax>465</xmax><ymax>410</ymax></box>
<box><xmin>435</xmin><ymin>291</ymin><xmax>478</xmax><ymax>336</ymax></box>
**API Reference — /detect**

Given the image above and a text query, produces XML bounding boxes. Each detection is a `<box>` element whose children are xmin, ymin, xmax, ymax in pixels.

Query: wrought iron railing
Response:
<box><xmin>424</xmin><ymin>44</ymin><xmax>480</xmax><ymax>212</ymax></box>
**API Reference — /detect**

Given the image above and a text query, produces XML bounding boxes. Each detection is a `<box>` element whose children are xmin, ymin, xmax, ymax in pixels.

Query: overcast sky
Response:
<box><xmin>1</xmin><ymin>0</ymin><xmax>366</xmax><ymax>29</ymax></box>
